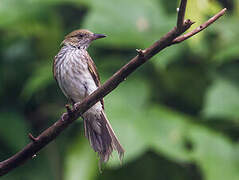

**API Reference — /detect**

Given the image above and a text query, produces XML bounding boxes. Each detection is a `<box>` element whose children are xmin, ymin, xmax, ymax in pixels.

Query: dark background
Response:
<box><xmin>1</xmin><ymin>0</ymin><xmax>239</xmax><ymax>179</ymax></box>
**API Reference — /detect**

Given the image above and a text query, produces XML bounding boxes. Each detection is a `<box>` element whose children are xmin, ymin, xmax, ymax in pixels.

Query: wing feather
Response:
<box><xmin>85</xmin><ymin>53</ymin><xmax>104</xmax><ymax>109</ymax></box>
<box><xmin>53</xmin><ymin>55</ymin><xmax>58</xmax><ymax>82</ymax></box>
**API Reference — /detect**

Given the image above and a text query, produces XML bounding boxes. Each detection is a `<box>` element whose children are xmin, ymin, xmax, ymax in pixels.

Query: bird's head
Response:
<box><xmin>62</xmin><ymin>29</ymin><xmax>106</xmax><ymax>49</ymax></box>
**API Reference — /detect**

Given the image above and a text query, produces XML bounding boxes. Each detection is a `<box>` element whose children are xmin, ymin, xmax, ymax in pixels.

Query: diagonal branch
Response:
<box><xmin>0</xmin><ymin>2</ymin><xmax>227</xmax><ymax>176</ymax></box>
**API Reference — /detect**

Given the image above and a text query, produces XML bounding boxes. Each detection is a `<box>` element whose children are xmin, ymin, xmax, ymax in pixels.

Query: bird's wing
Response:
<box><xmin>53</xmin><ymin>55</ymin><xmax>58</xmax><ymax>83</ymax></box>
<box><xmin>86</xmin><ymin>53</ymin><xmax>105</xmax><ymax>109</ymax></box>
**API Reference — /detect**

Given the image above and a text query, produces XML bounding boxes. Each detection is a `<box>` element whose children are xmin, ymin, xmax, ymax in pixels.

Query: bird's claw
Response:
<box><xmin>65</xmin><ymin>104</ymin><xmax>74</xmax><ymax>117</ymax></box>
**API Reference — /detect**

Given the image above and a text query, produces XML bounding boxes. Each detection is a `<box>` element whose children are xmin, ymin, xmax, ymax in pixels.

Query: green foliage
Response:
<box><xmin>1</xmin><ymin>0</ymin><xmax>239</xmax><ymax>180</ymax></box>
<box><xmin>203</xmin><ymin>76</ymin><xmax>239</xmax><ymax>121</ymax></box>
<box><xmin>64</xmin><ymin>138</ymin><xmax>98</xmax><ymax>180</ymax></box>
<box><xmin>0</xmin><ymin>112</ymin><xmax>29</xmax><ymax>150</ymax></box>
<box><xmin>21</xmin><ymin>61</ymin><xmax>53</xmax><ymax>101</ymax></box>
<box><xmin>83</xmin><ymin>0</ymin><xmax>174</xmax><ymax>47</ymax></box>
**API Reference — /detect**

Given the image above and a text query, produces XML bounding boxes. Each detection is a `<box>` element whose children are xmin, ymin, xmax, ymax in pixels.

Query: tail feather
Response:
<box><xmin>83</xmin><ymin>111</ymin><xmax>124</xmax><ymax>164</ymax></box>
<box><xmin>100</xmin><ymin>112</ymin><xmax>124</xmax><ymax>161</ymax></box>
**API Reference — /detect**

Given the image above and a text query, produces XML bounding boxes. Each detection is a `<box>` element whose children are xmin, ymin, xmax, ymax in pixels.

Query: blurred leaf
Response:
<box><xmin>153</xmin><ymin>45</ymin><xmax>184</xmax><ymax>69</ymax></box>
<box><xmin>149</xmin><ymin>105</ymin><xmax>239</xmax><ymax>180</ymax></box>
<box><xmin>236</xmin><ymin>0</ymin><xmax>239</xmax><ymax>17</ymax></box>
<box><xmin>2</xmin><ymin>39</ymin><xmax>32</xmax><ymax>63</ymax></box>
<box><xmin>0</xmin><ymin>0</ymin><xmax>46</xmax><ymax>28</ymax></box>
<box><xmin>147</xmin><ymin>106</ymin><xmax>194</xmax><ymax>162</ymax></box>
<box><xmin>211</xmin><ymin>17</ymin><xmax>239</xmax><ymax>64</ymax></box>
<box><xmin>0</xmin><ymin>111</ymin><xmax>29</xmax><ymax>150</ymax></box>
<box><xmin>1</xmin><ymin>148</ymin><xmax>55</xmax><ymax>180</ymax></box>
<box><xmin>64</xmin><ymin>137</ymin><xmax>98</xmax><ymax>180</ymax></box>
<box><xmin>159</xmin><ymin>64</ymin><xmax>208</xmax><ymax>110</ymax></box>
<box><xmin>202</xmin><ymin>77</ymin><xmax>239</xmax><ymax>121</ymax></box>
<box><xmin>104</xmin><ymin>74</ymin><xmax>239</xmax><ymax>180</ymax></box>
<box><xmin>105</xmin><ymin>76</ymin><xmax>151</xmax><ymax>167</ymax></box>
<box><xmin>21</xmin><ymin>61</ymin><xmax>53</xmax><ymax>101</ymax></box>
<box><xmin>0</xmin><ymin>0</ymin><xmax>88</xmax><ymax>28</ymax></box>
<box><xmin>83</xmin><ymin>0</ymin><xmax>175</xmax><ymax>48</ymax></box>
<box><xmin>189</xmin><ymin>127</ymin><xmax>239</xmax><ymax>180</ymax></box>
<box><xmin>212</xmin><ymin>43</ymin><xmax>239</xmax><ymax>64</ymax></box>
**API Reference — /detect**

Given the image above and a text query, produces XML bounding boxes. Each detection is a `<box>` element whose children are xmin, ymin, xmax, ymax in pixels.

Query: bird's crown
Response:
<box><xmin>65</xmin><ymin>29</ymin><xmax>93</xmax><ymax>39</ymax></box>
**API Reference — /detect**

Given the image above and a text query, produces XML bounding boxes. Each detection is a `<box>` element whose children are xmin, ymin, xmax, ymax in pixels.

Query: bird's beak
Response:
<box><xmin>92</xmin><ymin>33</ymin><xmax>107</xmax><ymax>40</ymax></box>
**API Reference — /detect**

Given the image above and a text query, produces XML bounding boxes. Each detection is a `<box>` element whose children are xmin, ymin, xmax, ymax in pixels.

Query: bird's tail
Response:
<box><xmin>82</xmin><ymin>110</ymin><xmax>124</xmax><ymax>164</ymax></box>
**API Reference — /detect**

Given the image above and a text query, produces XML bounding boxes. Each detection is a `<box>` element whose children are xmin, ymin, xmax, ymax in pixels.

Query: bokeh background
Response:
<box><xmin>1</xmin><ymin>0</ymin><xmax>239</xmax><ymax>179</ymax></box>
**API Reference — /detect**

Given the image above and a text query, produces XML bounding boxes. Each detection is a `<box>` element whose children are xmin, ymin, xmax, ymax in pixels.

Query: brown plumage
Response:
<box><xmin>53</xmin><ymin>29</ymin><xmax>124</xmax><ymax>164</ymax></box>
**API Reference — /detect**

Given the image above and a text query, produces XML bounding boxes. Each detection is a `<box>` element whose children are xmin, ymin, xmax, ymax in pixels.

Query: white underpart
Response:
<box><xmin>55</xmin><ymin>45</ymin><xmax>102</xmax><ymax>113</ymax></box>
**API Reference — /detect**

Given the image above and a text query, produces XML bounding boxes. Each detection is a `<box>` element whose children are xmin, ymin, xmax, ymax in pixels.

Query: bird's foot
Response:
<box><xmin>65</xmin><ymin>104</ymin><xmax>74</xmax><ymax>117</ymax></box>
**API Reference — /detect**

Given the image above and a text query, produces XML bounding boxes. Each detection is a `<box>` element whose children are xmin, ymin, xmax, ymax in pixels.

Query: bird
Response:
<box><xmin>53</xmin><ymin>29</ymin><xmax>124</xmax><ymax>164</ymax></box>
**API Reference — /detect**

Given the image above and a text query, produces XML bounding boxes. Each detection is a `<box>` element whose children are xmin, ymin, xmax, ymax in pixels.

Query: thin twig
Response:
<box><xmin>28</xmin><ymin>133</ymin><xmax>38</xmax><ymax>142</ymax></box>
<box><xmin>177</xmin><ymin>0</ymin><xmax>187</xmax><ymax>31</ymax></box>
<box><xmin>173</xmin><ymin>8</ymin><xmax>227</xmax><ymax>44</ymax></box>
<box><xmin>0</xmin><ymin>2</ymin><xmax>227</xmax><ymax>176</ymax></box>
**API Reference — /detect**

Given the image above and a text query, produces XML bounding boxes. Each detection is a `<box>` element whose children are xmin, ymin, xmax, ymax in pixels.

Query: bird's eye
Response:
<box><xmin>78</xmin><ymin>34</ymin><xmax>83</xmax><ymax>38</ymax></box>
